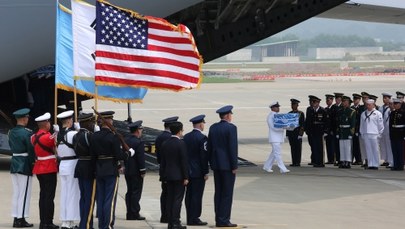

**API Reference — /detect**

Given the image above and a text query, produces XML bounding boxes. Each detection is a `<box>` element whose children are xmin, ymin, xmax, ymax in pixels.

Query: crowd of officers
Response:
<box><xmin>286</xmin><ymin>91</ymin><xmax>405</xmax><ymax>171</ymax></box>
<box><xmin>8</xmin><ymin>105</ymin><xmax>239</xmax><ymax>229</ymax></box>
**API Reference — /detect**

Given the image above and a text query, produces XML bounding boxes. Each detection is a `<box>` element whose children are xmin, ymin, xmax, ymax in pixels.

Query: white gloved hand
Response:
<box><xmin>53</xmin><ymin>124</ymin><xmax>60</xmax><ymax>132</ymax></box>
<box><xmin>323</xmin><ymin>133</ymin><xmax>327</xmax><ymax>137</ymax></box>
<box><xmin>74</xmin><ymin>122</ymin><xmax>80</xmax><ymax>130</ymax></box>
<box><xmin>355</xmin><ymin>133</ymin><xmax>359</xmax><ymax>137</ymax></box>
<box><xmin>348</xmin><ymin>136</ymin><xmax>352</xmax><ymax>139</ymax></box>
<box><xmin>336</xmin><ymin>135</ymin><xmax>339</xmax><ymax>139</ymax></box>
<box><xmin>297</xmin><ymin>136</ymin><xmax>303</xmax><ymax>140</ymax></box>
<box><xmin>129</xmin><ymin>148</ymin><xmax>135</xmax><ymax>157</ymax></box>
<box><xmin>94</xmin><ymin>125</ymin><xmax>100</xmax><ymax>132</ymax></box>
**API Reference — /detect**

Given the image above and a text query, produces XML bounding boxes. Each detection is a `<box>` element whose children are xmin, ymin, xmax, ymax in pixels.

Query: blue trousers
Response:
<box><xmin>213</xmin><ymin>170</ymin><xmax>235</xmax><ymax>225</ymax></box>
<box><xmin>96</xmin><ymin>175</ymin><xmax>119</xmax><ymax>229</ymax></box>
<box><xmin>78</xmin><ymin>178</ymin><xmax>96</xmax><ymax>229</ymax></box>
<box><xmin>185</xmin><ymin>177</ymin><xmax>206</xmax><ymax>223</ymax></box>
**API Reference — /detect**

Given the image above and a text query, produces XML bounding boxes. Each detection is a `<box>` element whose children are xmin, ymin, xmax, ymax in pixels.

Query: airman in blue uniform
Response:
<box><xmin>124</xmin><ymin>120</ymin><xmax>146</xmax><ymax>221</ymax></box>
<box><xmin>183</xmin><ymin>115</ymin><xmax>209</xmax><ymax>226</ymax></box>
<box><xmin>208</xmin><ymin>105</ymin><xmax>238</xmax><ymax>228</ymax></box>
<box><xmin>9</xmin><ymin>108</ymin><xmax>35</xmax><ymax>228</ymax></box>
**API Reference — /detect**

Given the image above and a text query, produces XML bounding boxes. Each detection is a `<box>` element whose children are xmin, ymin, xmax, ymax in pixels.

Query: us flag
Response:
<box><xmin>95</xmin><ymin>1</ymin><xmax>202</xmax><ymax>91</ymax></box>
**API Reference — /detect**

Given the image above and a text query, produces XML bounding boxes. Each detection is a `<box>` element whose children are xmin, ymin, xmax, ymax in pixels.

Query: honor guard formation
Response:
<box><xmin>6</xmin><ymin>91</ymin><xmax>405</xmax><ymax>228</ymax></box>
<box><xmin>7</xmin><ymin>105</ymin><xmax>241</xmax><ymax>229</ymax></box>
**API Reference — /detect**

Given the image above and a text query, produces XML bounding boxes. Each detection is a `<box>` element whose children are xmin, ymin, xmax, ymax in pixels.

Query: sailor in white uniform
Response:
<box><xmin>56</xmin><ymin>110</ymin><xmax>80</xmax><ymax>229</ymax></box>
<box><xmin>378</xmin><ymin>93</ymin><xmax>393</xmax><ymax>167</ymax></box>
<box><xmin>359</xmin><ymin>99</ymin><xmax>384</xmax><ymax>169</ymax></box>
<box><xmin>263</xmin><ymin>102</ymin><xmax>290</xmax><ymax>173</ymax></box>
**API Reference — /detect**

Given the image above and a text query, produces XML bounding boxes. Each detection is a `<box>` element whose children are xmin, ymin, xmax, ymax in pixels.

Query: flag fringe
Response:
<box><xmin>56</xmin><ymin>83</ymin><xmax>143</xmax><ymax>103</ymax></box>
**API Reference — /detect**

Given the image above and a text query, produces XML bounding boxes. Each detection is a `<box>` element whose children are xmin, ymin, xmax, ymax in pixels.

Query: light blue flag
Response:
<box><xmin>55</xmin><ymin>3</ymin><xmax>147</xmax><ymax>103</ymax></box>
<box><xmin>274</xmin><ymin>113</ymin><xmax>299</xmax><ymax>129</ymax></box>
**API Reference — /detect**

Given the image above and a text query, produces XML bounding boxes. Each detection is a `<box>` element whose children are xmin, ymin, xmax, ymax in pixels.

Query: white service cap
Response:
<box><xmin>366</xmin><ymin>99</ymin><xmax>375</xmax><ymax>104</ymax></box>
<box><xmin>56</xmin><ymin>110</ymin><xmax>74</xmax><ymax>119</ymax></box>
<box><xmin>35</xmin><ymin>112</ymin><xmax>51</xmax><ymax>122</ymax></box>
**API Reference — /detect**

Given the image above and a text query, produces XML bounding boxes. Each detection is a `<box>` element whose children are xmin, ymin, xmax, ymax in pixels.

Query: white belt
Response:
<box><xmin>339</xmin><ymin>125</ymin><xmax>350</xmax><ymax>128</ymax></box>
<box><xmin>392</xmin><ymin>125</ymin><xmax>405</xmax><ymax>128</ymax></box>
<box><xmin>37</xmin><ymin>155</ymin><xmax>56</xmax><ymax>160</ymax></box>
<box><xmin>13</xmin><ymin>153</ymin><xmax>28</xmax><ymax>157</ymax></box>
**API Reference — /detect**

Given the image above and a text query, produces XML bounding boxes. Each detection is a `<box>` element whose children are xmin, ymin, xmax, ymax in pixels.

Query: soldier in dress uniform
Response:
<box><xmin>336</xmin><ymin>96</ymin><xmax>356</xmax><ymax>168</ymax></box>
<box><xmin>208</xmin><ymin>105</ymin><xmax>238</xmax><ymax>228</ymax></box>
<box><xmin>324</xmin><ymin>94</ymin><xmax>335</xmax><ymax>164</ymax></box>
<box><xmin>378</xmin><ymin>93</ymin><xmax>393</xmax><ymax>168</ymax></box>
<box><xmin>31</xmin><ymin>112</ymin><xmax>59</xmax><ymax>229</ymax></box>
<box><xmin>155</xmin><ymin>116</ymin><xmax>179</xmax><ymax>223</ymax></box>
<box><xmin>56</xmin><ymin>110</ymin><xmax>80</xmax><ymax>229</ymax></box>
<box><xmin>89</xmin><ymin>111</ymin><xmax>135</xmax><ymax>229</ymax></box>
<box><xmin>72</xmin><ymin>113</ymin><xmax>97</xmax><ymax>229</ymax></box>
<box><xmin>389</xmin><ymin>99</ymin><xmax>405</xmax><ymax>171</ymax></box>
<box><xmin>330</xmin><ymin>92</ymin><xmax>344</xmax><ymax>166</ymax></box>
<box><xmin>124</xmin><ymin>120</ymin><xmax>146</xmax><ymax>221</ymax></box>
<box><xmin>359</xmin><ymin>99</ymin><xmax>384</xmax><ymax>170</ymax></box>
<box><xmin>263</xmin><ymin>102</ymin><xmax>290</xmax><ymax>173</ymax></box>
<box><xmin>351</xmin><ymin>93</ymin><xmax>363</xmax><ymax>165</ymax></box>
<box><xmin>9</xmin><ymin>108</ymin><xmax>35</xmax><ymax>228</ymax></box>
<box><xmin>160</xmin><ymin>121</ymin><xmax>189</xmax><ymax>229</ymax></box>
<box><xmin>183</xmin><ymin>115</ymin><xmax>209</xmax><ymax>226</ymax></box>
<box><xmin>305</xmin><ymin>96</ymin><xmax>328</xmax><ymax>167</ymax></box>
<box><xmin>396</xmin><ymin>91</ymin><xmax>405</xmax><ymax>111</ymax></box>
<box><xmin>359</xmin><ymin>92</ymin><xmax>370</xmax><ymax>167</ymax></box>
<box><xmin>286</xmin><ymin>99</ymin><xmax>305</xmax><ymax>167</ymax></box>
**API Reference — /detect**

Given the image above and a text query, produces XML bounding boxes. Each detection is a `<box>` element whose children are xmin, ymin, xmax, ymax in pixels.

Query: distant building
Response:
<box><xmin>308</xmin><ymin>47</ymin><xmax>383</xmax><ymax>60</ymax></box>
<box><xmin>225</xmin><ymin>40</ymin><xmax>299</xmax><ymax>62</ymax></box>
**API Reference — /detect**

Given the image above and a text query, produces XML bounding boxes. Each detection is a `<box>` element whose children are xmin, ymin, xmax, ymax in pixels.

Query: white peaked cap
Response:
<box><xmin>366</xmin><ymin>99</ymin><xmax>375</xmax><ymax>104</ymax></box>
<box><xmin>35</xmin><ymin>112</ymin><xmax>51</xmax><ymax>122</ymax></box>
<box><xmin>57</xmin><ymin>110</ymin><xmax>74</xmax><ymax>119</ymax></box>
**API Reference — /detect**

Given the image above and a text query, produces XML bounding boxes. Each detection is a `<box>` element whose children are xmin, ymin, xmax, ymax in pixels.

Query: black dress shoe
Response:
<box><xmin>325</xmin><ymin>162</ymin><xmax>334</xmax><ymax>165</ymax></box>
<box><xmin>45</xmin><ymin>223</ymin><xmax>59</xmax><ymax>229</ymax></box>
<box><xmin>171</xmin><ymin>223</ymin><xmax>187</xmax><ymax>229</ymax></box>
<box><xmin>216</xmin><ymin>223</ymin><xmax>238</xmax><ymax>227</ymax></box>
<box><xmin>134</xmin><ymin>216</ymin><xmax>146</xmax><ymax>220</ymax></box>
<box><xmin>307</xmin><ymin>162</ymin><xmax>313</xmax><ymax>165</ymax></box>
<box><xmin>187</xmin><ymin>220</ymin><xmax>208</xmax><ymax>226</ymax></box>
<box><xmin>367</xmin><ymin>166</ymin><xmax>378</xmax><ymax>170</ymax></box>
<box><xmin>14</xmin><ymin>218</ymin><xmax>33</xmax><ymax>228</ymax></box>
<box><xmin>313</xmin><ymin>164</ymin><xmax>325</xmax><ymax>167</ymax></box>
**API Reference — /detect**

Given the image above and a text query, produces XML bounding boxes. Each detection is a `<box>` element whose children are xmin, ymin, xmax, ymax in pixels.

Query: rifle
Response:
<box><xmin>91</xmin><ymin>106</ymin><xmax>130</xmax><ymax>152</ymax></box>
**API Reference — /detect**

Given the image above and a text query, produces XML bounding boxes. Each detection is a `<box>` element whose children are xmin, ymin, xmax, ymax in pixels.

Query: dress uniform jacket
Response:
<box><xmin>359</xmin><ymin>109</ymin><xmax>384</xmax><ymax>136</ymax></box>
<box><xmin>90</xmin><ymin>127</ymin><xmax>129</xmax><ymax>177</ymax></box>
<box><xmin>125</xmin><ymin>135</ymin><xmax>146</xmax><ymax>176</ymax></box>
<box><xmin>336</xmin><ymin>107</ymin><xmax>356</xmax><ymax>139</ymax></box>
<box><xmin>73</xmin><ymin>128</ymin><xmax>95</xmax><ymax>179</ymax></box>
<box><xmin>267</xmin><ymin>111</ymin><xmax>285</xmax><ymax>143</ymax></box>
<box><xmin>183</xmin><ymin>129</ymin><xmax>209</xmax><ymax>178</ymax></box>
<box><xmin>9</xmin><ymin>125</ymin><xmax>35</xmax><ymax>175</ymax></box>
<box><xmin>305</xmin><ymin>107</ymin><xmax>329</xmax><ymax>136</ymax></box>
<box><xmin>155</xmin><ymin>130</ymin><xmax>172</xmax><ymax>164</ymax></box>
<box><xmin>31</xmin><ymin>129</ymin><xmax>58</xmax><ymax>174</ymax></box>
<box><xmin>57</xmin><ymin>128</ymin><xmax>78</xmax><ymax>176</ymax></box>
<box><xmin>208</xmin><ymin>120</ymin><xmax>238</xmax><ymax>171</ymax></box>
<box><xmin>159</xmin><ymin>136</ymin><xmax>189</xmax><ymax>181</ymax></box>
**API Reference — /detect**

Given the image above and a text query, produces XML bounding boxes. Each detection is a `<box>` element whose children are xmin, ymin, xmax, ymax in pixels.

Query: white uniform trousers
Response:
<box><xmin>264</xmin><ymin>143</ymin><xmax>288</xmax><ymax>172</ymax></box>
<box><xmin>363</xmin><ymin>134</ymin><xmax>380</xmax><ymax>168</ymax></box>
<box><xmin>11</xmin><ymin>174</ymin><xmax>32</xmax><ymax>218</ymax></box>
<box><xmin>60</xmin><ymin>174</ymin><xmax>80</xmax><ymax>221</ymax></box>
<box><xmin>379</xmin><ymin>133</ymin><xmax>393</xmax><ymax>165</ymax></box>
<box><xmin>359</xmin><ymin>135</ymin><xmax>367</xmax><ymax>161</ymax></box>
<box><xmin>339</xmin><ymin>139</ymin><xmax>352</xmax><ymax>162</ymax></box>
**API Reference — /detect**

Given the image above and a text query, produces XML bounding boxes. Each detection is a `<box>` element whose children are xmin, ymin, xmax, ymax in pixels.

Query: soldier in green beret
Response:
<box><xmin>8</xmin><ymin>108</ymin><xmax>35</xmax><ymax>228</ymax></box>
<box><xmin>336</xmin><ymin>97</ymin><xmax>356</xmax><ymax>168</ymax></box>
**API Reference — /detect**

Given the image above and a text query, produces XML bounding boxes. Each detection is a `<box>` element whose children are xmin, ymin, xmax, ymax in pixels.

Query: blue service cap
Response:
<box><xmin>13</xmin><ymin>108</ymin><xmax>30</xmax><ymax>118</ymax></box>
<box><xmin>128</xmin><ymin>120</ymin><xmax>143</xmax><ymax>132</ymax></box>
<box><xmin>78</xmin><ymin>113</ymin><xmax>94</xmax><ymax>122</ymax></box>
<box><xmin>162</xmin><ymin>116</ymin><xmax>179</xmax><ymax>123</ymax></box>
<box><xmin>290</xmin><ymin>99</ymin><xmax>300</xmax><ymax>104</ymax></box>
<box><xmin>325</xmin><ymin>94</ymin><xmax>335</xmax><ymax>99</ymax></box>
<box><xmin>99</xmin><ymin>111</ymin><xmax>115</xmax><ymax>119</ymax></box>
<box><xmin>216</xmin><ymin>105</ymin><xmax>233</xmax><ymax>115</ymax></box>
<box><xmin>189</xmin><ymin>114</ymin><xmax>205</xmax><ymax>124</ymax></box>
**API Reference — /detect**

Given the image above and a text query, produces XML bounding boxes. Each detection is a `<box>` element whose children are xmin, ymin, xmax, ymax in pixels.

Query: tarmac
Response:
<box><xmin>1</xmin><ymin>75</ymin><xmax>405</xmax><ymax>229</ymax></box>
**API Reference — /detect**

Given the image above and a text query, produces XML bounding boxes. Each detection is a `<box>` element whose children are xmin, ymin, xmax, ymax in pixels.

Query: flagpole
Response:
<box><xmin>73</xmin><ymin>78</ymin><xmax>78</xmax><ymax>122</ymax></box>
<box><xmin>95</xmin><ymin>84</ymin><xmax>98</xmax><ymax>115</ymax></box>
<box><xmin>54</xmin><ymin>86</ymin><xmax>58</xmax><ymax>124</ymax></box>
<box><xmin>127</xmin><ymin>103</ymin><xmax>132</xmax><ymax>123</ymax></box>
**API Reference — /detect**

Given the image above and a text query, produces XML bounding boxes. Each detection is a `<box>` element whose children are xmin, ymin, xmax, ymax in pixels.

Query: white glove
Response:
<box><xmin>336</xmin><ymin>135</ymin><xmax>339</xmax><ymax>139</ymax></box>
<box><xmin>94</xmin><ymin>125</ymin><xmax>100</xmax><ymax>132</ymax></box>
<box><xmin>355</xmin><ymin>133</ymin><xmax>359</xmax><ymax>137</ymax></box>
<box><xmin>323</xmin><ymin>133</ymin><xmax>327</xmax><ymax>137</ymax></box>
<box><xmin>129</xmin><ymin>148</ymin><xmax>135</xmax><ymax>157</ymax></box>
<box><xmin>74</xmin><ymin>122</ymin><xmax>80</xmax><ymax>130</ymax></box>
<box><xmin>377</xmin><ymin>134</ymin><xmax>382</xmax><ymax>139</ymax></box>
<box><xmin>297</xmin><ymin>136</ymin><xmax>303</xmax><ymax>140</ymax></box>
<box><xmin>53</xmin><ymin>124</ymin><xmax>60</xmax><ymax>132</ymax></box>
<box><xmin>348</xmin><ymin>136</ymin><xmax>352</xmax><ymax>139</ymax></box>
